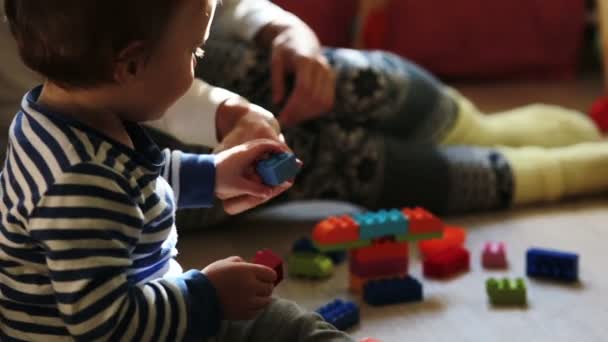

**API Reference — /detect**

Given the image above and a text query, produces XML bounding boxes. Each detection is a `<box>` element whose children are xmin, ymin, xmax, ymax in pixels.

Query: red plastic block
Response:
<box><xmin>312</xmin><ymin>215</ymin><xmax>359</xmax><ymax>245</ymax></box>
<box><xmin>350</xmin><ymin>238</ymin><xmax>408</xmax><ymax>264</ymax></box>
<box><xmin>349</xmin><ymin>252</ymin><xmax>408</xmax><ymax>278</ymax></box>
<box><xmin>402</xmin><ymin>207</ymin><xmax>443</xmax><ymax>235</ymax></box>
<box><xmin>482</xmin><ymin>241</ymin><xmax>508</xmax><ymax>269</ymax></box>
<box><xmin>418</xmin><ymin>225</ymin><xmax>466</xmax><ymax>260</ymax></box>
<box><xmin>423</xmin><ymin>246</ymin><xmax>470</xmax><ymax>279</ymax></box>
<box><xmin>253</xmin><ymin>249</ymin><xmax>283</xmax><ymax>286</ymax></box>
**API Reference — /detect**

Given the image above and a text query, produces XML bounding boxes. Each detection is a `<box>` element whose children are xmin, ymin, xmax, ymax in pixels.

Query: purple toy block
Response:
<box><xmin>482</xmin><ymin>242</ymin><xmax>508</xmax><ymax>269</ymax></box>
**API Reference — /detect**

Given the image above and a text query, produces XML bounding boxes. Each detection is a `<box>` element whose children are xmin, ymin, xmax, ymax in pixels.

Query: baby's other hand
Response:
<box><xmin>215</xmin><ymin>139</ymin><xmax>296</xmax><ymax>214</ymax></box>
<box><xmin>202</xmin><ymin>256</ymin><xmax>277</xmax><ymax>320</ymax></box>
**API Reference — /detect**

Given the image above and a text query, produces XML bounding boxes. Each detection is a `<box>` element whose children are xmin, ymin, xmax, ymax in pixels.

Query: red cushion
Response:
<box><xmin>272</xmin><ymin>0</ymin><xmax>357</xmax><ymax>47</ymax></box>
<box><xmin>383</xmin><ymin>0</ymin><xmax>586</xmax><ymax>80</ymax></box>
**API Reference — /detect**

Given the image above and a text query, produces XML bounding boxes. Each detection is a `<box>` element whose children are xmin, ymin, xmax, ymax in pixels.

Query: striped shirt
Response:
<box><xmin>0</xmin><ymin>86</ymin><xmax>221</xmax><ymax>341</ymax></box>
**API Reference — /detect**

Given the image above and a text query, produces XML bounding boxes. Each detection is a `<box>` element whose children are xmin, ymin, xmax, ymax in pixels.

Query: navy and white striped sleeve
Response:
<box><xmin>161</xmin><ymin>150</ymin><xmax>216</xmax><ymax>209</ymax></box>
<box><xmin>27</xmin><ymin>162</ymin><xmax>221</xmax><ymax>341</ymax></box>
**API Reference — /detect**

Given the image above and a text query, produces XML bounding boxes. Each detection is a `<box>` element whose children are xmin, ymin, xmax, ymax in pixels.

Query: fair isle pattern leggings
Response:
<box><xmin>154</xmin><ymin>40</ymin><xmax>513</xmax><ymax>228</ymax></box>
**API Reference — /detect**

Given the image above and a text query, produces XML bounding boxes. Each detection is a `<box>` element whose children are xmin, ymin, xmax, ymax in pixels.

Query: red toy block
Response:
<box><xmin>402</xmin><ymin>207</ymin><xmax>443</xmax><ymax>235</ymax></box>
<box><xmin>482</xmin><ymin>241</ymin><xmax>508</xmax><ymax>269</ymax></box>
<box><xmin>350</xmin><ymin>238</ymin><xmax>408</xmax><ymax>264</ymax></box>
<box><xmin>418</xmin><ymin>225</ymin><xmax>466</xmax><ymax>260</ymax></box>
<box><xmin>312</xmin><ymin>215</ymin><xmax>360</xmax><ymax>245</ymax></box>
<box><xmin>349</xmin><ymin>252</ymin><xmax>408</xmax><ymax>278</ymax></box>
<box><xmin>423</xmin><ymin>246</ymin><xmax>470</xmax><ymax>279</ymax></box>
<box><xmin>253</xmin><ymin>249</ymin><xmax>283</xmax><ymax>286</ymax></box>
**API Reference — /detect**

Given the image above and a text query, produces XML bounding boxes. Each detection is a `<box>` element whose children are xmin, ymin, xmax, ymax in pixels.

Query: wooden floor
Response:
<box><xmin>177</xmin><ymin>76</ymin><xmax>608</xmax><ymax>342</ymax></box>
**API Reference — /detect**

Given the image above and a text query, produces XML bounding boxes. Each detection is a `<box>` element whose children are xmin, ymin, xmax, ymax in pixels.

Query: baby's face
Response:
<box><xmin>124</xmin><ymin>0</ymin><xmax>216</xmax><ymax>121</ymax></box>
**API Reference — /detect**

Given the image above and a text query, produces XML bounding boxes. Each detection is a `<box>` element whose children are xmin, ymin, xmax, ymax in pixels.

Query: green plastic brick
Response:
<box><xmin>288</xmin><ymin>253</ymin><xmax>333</xmax><ymax>278</ymax></box>
<box><xmin>486</xmin><ymin>277</ymin><xmax>527</xmax><ymax>306</ymax></box>
<box><xmin>396</xmin><ymin>231</ymin><xmax>442</xmax><ymax>243</ymax></box>
<box><xmin>313</xmin><ymin>239</ymin><xmax>371</xmax><ymax>252</ymax></box>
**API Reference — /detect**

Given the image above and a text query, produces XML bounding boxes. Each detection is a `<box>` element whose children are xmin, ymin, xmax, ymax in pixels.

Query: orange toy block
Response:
<box><xmin>312</xmin><ymin>215</ymin><xmax>359</xmax><ymax>245</ymax></box>
<box><xmin>350</xmin><ymin>238</ymin><xmax>409</xmax><ymax>264</ymax></box>
<box><xmin>418</xmin><ymin>225</ymin><xmax>466</xmax><ymax>260</ymax></box>
<box><xmin>402</xmin><ymin>207</ymin><xmax>443</xmax><ymax>235</ymax></box>
<box><xmin>349</xmin><ymin>272</ymin><xmax>408</xmax><ymax>293</ymax></box>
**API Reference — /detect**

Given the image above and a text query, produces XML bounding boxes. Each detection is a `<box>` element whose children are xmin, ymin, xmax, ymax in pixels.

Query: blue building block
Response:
<box><xmin>363</xmin><ymin>275</ymin><xmax>423</xmax><ymax>306</ymax></box>
<box><xmin>292</xmin><ymin>237</ymin><xmax>346</xmax><ymax>264</ymax></box>
<box><xmin>256</xmin><ymin>152</ymin><xmax>300</xmax><ymax>186</ymax></box>
<box><xmin>354</xmin><ymin>209</ymin><xmax>408</xmax><ymax>240</ymax></box>
<box><xmin>315</xmin><ymin>299</ymin><xmax>360</xmax><ymax>331</ymax></box>
<box><xmin>526</xmin><ymin>247</ymin><xmax>579</xmax><ymax>282</ymax></box>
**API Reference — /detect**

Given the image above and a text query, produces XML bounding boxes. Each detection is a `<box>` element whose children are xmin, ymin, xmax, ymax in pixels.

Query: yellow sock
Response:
<box><xmin>500</xmin><ymin>141</ymin><xmax>608</xmax><ymax>205</ymax></box>
<box><xmin>441</xmin><ymin>89</ymin><xmax>602</xmax><ymax>147</ymax></box>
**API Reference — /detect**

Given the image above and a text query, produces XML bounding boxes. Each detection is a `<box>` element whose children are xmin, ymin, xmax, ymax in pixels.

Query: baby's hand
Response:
<box><xmin>202</xmin><ymin>256</ymin><xmax>277</xmax><ymax>320</ymax></box>
<box><xmin>215</xmin><ymin>139</ymin><xmax>297</xmax><ymax>214</ymax></box>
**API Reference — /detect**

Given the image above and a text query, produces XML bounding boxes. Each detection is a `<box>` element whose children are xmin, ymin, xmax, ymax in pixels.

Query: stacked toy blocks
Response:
<box><xmin>482</xmin><ymin>241</ymin><xmax>508</xmax><ymax>269</ymax></box>
<box><xmin>316</xmin><ymin>299</ymin><xmax>360</xmax><ymax>331</ymax></box>
<box><xmin>486</xmin><ymin>278</ymin><xmax>527</xmax><ymax>306</ymax></box>
<box><xmin>256</xmin><ymin>152</ymin><xmax>301</xmax><ymax>186</ymax></box>
<box><xmin>526</xmin><ymin>247</ymin><xmax>578</xmax><ymax>282</ymax></box>
<box><xmin>312</xmin><ymin>207</ymin><xmax>443</xmax><ymax>305</ymax></box>
<box><xmin>253</xmin><ymin>249</ymin><xmax>283</xmax><ymax>286</ymax></box>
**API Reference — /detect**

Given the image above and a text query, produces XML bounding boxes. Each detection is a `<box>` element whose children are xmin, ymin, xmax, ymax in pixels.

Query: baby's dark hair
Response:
<box><xmin>4</xmin><ymin>0</ymin><xmax>177</xmax><ymax>88</ymax></box>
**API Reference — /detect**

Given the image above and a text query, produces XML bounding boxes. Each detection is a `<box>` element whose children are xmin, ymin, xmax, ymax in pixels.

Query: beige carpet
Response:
<box><xmin>177</xmin><ymin>76</ymin><xmax>608</xmax><ymax>342</ymax></box>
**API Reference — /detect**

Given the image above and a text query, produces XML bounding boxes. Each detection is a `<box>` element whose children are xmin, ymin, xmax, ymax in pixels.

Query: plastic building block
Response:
<box><xmin>349</xmin><ymin>252</ymin><xmax>408</xmax><ymax>278</ymax></box>
<box><xmin>349</xmin><ymin>272</ymin><xmax>408</xmax><ymax>293</ymax></box>
<box><xmin>350</xmin><ymin>238</ymin><xmax>409</xmax><ymax>264</ymax></box>
<box><xmin>360</xmin><ymin>339</ymin><xmax>381</xmax><ymax>342</ymax></box>
<box><xmin>423</xmin><ymin>246</ymin><xmax>470</xmax><ymax>279</ymax></box>
<box><xmin>526</xmin><ymin>247</ymin><xmax>579</xmax><ymax>282</ymax></box>
<box><xmin>253</xmin><ymin>249</ymin><xmax>283</xmax><ymax>286</ymax></box>
<box><xmin>396</xmin><ymin>231</ymin><xmax>442</xmax><ymax>243</ymax></box>
<box><xmin>486</xmin><ymin>277</ymin><xmax>527</xmax><ymax>306</ymax></box>
<box><xmin>363</xmin><ymin>275</ymin><xmax>423</xmax><ymax>306</ymax></box>
<box><xmin>287</xmin><ymin>252</ymin><xmax>333</xmax><ymax>278</ymax></box>
<box><xmin>354</xmin><ymin>209</ymin><xmax>408</xmax><ymax>240</ymax></box>
<box><xmin>313</xmin><ymin>215</ymin><xmax>361</xmax><ymax>246</ymax></box>
<box><xmin>316</xmin><ymin>299</ymin><xmax>360</xmax><ymax>331</ymax></box>
<box><xmin>256</xmin><ymin>152</ymin><xmax>300</xmax><ymax>186</ymax></box>
<box><xmin>418</xmin><ymin>225</ymin><xmax>466</xmax><ymax>260</ymax></box>
<box><xmin>402</xmin><ymin>207</ymin><xmax>443</xmax><ymax>235</ymax></box>
<box><xmin>292</xmin><ymin>237</ymin><xmax>346</xmax><ymax>264</ymax></box>
<box><xmin>482</xmin><ymin>241</ymin><xmax>508</xmax><ymax>269</ymax></box>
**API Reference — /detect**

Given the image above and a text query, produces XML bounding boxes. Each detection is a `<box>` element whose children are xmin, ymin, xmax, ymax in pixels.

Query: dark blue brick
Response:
<box><xmin>363</xmin><ymin>276</ymin><xmax>423</xmax><ymax>306</ymax></box>
<box><xmin>292</xmin><ymin>237</ymin><xmax>346</xmax><ymax>264</ymax></box>
<box><xmin>256</xmin><ymin>152</ymin><xmax>300</xmax><ymax>186</ymax></box>
<box><xmin>315</xmin><ymin>299</ymin><xmax>360</xmax><ymax>331</ymax></box>
<box><xmin>526</xmin><ymin>247</ymin><xmax>578</xmax><ymax>282</ymax></box>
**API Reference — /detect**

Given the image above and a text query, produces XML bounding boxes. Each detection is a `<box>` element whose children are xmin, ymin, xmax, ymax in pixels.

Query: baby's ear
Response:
<box><xmin>113</xmin><ymin>41</ymin><xmax>147</xmax><ymax>84</ymax></box>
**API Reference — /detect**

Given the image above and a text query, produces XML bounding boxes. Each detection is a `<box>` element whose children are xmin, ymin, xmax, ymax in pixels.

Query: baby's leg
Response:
<box><xmin>212</xmin><ymin>298</ymin><xmax>355</xmax><ymax>342</ymax></box>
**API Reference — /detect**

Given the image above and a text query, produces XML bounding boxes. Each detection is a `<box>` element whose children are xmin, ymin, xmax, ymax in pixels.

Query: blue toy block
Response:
<box><xmin>363</xmin><ymin>275</ymin><xmax>423</xmax><ymax>306</ymax></box>
<box><xmin>315</xmin><ymin>299</ymin><xmax>360</xmax><ymax>331</ymax></box>
<box><xmin>526</xmin><ymin>247</ymin><xmax>579</xmax><ymax>282</ymax></box>
<box><xmin>354</xmin><ymin>209</ymin><xmax>408</xmax><ymax>240</ymax></box>
<box><xmin>256</xmin><ymin>152</ymin><xmax>300</xmax><ymax>186</ymax></box>
<box><xmin>292</xmin><ymin>237</ymin><xmax>346</xmax><ymax>264</ymax></box>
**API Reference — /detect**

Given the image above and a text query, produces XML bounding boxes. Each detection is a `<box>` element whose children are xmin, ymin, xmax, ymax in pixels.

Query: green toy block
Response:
<box><xmin>288</xmin><ymin>252</ymin><xmax>334</xmax><ymax>278</ymax></box>
<box><xmin>313</xmin><ymin>239</ymin><xmax>371</xmax><ymax>252</ymax></box>
<box><xmin>486</xmin><ymin>277</ymin><xmax>527</xmax><ymax>306</ymax></box>
<box><xmin>396</xmin><ymin>231</ymin><xmax>442</xmax><ymax>243</ymax></box>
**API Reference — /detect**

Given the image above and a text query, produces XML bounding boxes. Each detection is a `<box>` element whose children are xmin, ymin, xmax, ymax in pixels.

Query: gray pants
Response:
<box><xmin>209</xmin><ymin>298</ymin><xmax>355</xmax><ymax>342</ymax></box>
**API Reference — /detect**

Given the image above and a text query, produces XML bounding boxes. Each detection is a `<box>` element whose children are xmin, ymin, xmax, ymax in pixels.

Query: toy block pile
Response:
<box><xmin>312</xmin><ymin>207</ymin><xmax>443</xmax><ymax>306</ymax></box>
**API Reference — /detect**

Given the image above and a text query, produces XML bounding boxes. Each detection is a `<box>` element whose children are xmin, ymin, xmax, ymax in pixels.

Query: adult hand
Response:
<box><xmin>214</xmin><ymin>97</ymin><xmax>284</xmax><ymax>153</ymax></box>
<box><xmin>269</xmin><ymin>25</ymin><xmax>336</xmax><ymax>128</ymax></box>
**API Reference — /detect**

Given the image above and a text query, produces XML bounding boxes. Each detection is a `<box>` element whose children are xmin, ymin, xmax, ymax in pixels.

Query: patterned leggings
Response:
<box><xmin>155</xmin><ymin>40</ymin><xmax>513</xmax><ymax>229</ymax></box>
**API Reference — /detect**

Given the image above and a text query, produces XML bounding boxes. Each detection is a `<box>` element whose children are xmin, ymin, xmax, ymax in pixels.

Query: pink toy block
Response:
<box><xmin>482</xmin><ymin>242</ymin><xmax>508</xmax><ymax>269</ymax></box>
<box><xmin>253</xmin><ymin>249</ymin><xmax>284</xmax><ymax>286</ymax></box>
